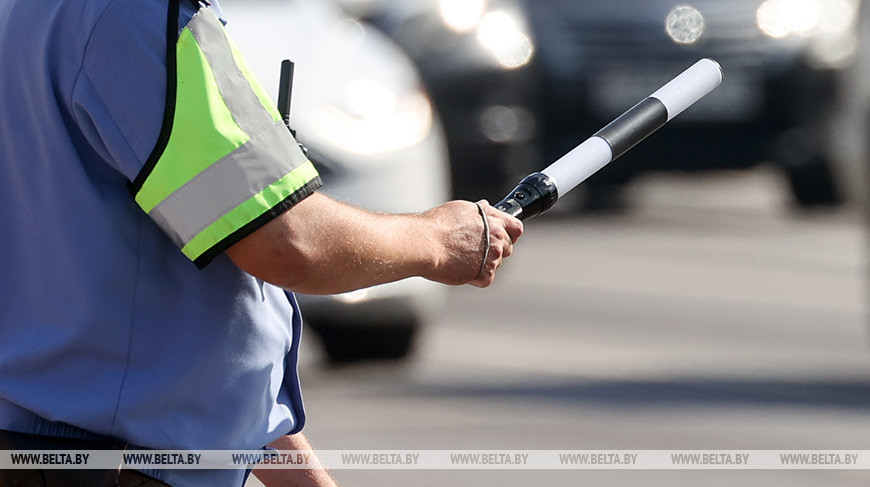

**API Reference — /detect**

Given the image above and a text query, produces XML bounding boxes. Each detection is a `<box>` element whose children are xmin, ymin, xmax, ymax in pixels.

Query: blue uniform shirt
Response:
<box><xmin>0</xmin><ymin>0</ymin><xmax>307</xmax><ymax>485</ymax></box>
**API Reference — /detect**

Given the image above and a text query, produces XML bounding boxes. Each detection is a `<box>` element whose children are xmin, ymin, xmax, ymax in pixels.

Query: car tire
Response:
<box><xmin>306</xmin><ymin>319</ymin><xmax>420</xmax><ymax>365</ymax></box>
<box><xmin>783</xmin><ymin>155</ymin><xmax>844</xmax><ymax>208</ymax></box>
<box><xmin>775</xmin><ymin>118</ymin><xmax>845</xmax><ymax>209</ymax></box>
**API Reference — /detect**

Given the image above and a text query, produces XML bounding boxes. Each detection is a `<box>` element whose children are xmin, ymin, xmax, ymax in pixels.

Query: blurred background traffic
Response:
<box><xmin>221</xmin><ymin>0</ymin><xmax>869</xmax><ymax>485</ymax></box>
<box><xmin>226</xmin><ymin>0</ymin><xmax>867</xmax><ymax>364</ymax></box>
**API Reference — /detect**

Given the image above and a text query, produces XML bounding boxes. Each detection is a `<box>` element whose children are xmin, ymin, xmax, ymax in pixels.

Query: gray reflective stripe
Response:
<box><xmin>186</xmin><ymin>9</ymin><xmax>276</xmax><ymax>138</ymax></box>
<box><xmin>150</xmin><ymin>121</ymin><xmax>309</xmax><ymax>248</ymax></box>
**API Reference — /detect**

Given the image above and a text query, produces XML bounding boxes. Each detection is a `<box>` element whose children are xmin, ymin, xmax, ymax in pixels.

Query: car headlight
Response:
<box><xmin>308</xmin><ymin>78</ymin><xmax>433</xmax><ymax>156</ymax></box>
<box><xmin>476</xmin><ymin>10</ymin><xmax>535</xmax><ymax>69</ymax></box>
<box><xmin>440</xmin><ymin>0</ymin><xmax>488</xmax><ymax>33</ymax></box>
<box><xmin>665</xmin><ymin>5</ymin><xmax>706</xmax><ymax>45</ymax></box>
<box><xmin>756</xmin><ymin>0</ymin><xmax>860</xmax><ymax>67</ymax></box>
<box><xmin>757</xmin><ymin>0</ymin><xmax>823</xmax><ymax>37</ymax></box>
<box><xmin>438</xmin><ymin>0</ymin><xmax>534</xmax><ymax>70</ymax></box>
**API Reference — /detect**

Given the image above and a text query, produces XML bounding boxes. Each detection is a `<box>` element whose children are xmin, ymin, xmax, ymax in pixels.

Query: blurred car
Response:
<box><xmin>338</xmin><ymin>0</ymin><xmax>545</xmax><ymax>203</ymax></box>
<box><xmin>524</xmin><ymin>0</ymin><xmax>862</xmax><ymax>210</ymax></box>
<box><xmin>222</xmin><ymin>0</ymin><xmax>450</xmax><ymax>363</ymax></box>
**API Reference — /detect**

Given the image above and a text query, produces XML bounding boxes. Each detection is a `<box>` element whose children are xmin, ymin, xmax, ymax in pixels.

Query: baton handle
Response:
<box><xmin>494</xmin><ymin>173</ymin><xmax>558</xmax><ymax>220</ymax></box>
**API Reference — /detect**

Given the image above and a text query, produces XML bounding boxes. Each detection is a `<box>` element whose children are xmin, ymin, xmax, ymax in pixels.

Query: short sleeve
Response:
<box><xmin>72</xmin><ymin>0</ymin><xmax>173</xmax><ymax>181</ymax></box>
<box><xmin>80</xmin><ymin>1</ymin><xmax>321</xmax><ymax>268</ymax></box>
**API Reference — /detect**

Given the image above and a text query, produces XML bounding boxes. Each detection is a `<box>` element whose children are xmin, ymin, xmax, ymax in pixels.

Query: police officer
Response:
<box><xmin>0</xmin><ymin>0</ymin><xmax>522</xmax><ymax>486</ymax></box>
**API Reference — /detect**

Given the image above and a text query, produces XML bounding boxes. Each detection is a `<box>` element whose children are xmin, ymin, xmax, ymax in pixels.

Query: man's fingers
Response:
<box><xmin>478</xmin><ymin>200</ymin><xmax>524</xmax><ymax>243</ymax></box>
<box><xmin>469</xmin><ymin>200</ymin><xmax>523</xmax><ymax>288</ymax></box>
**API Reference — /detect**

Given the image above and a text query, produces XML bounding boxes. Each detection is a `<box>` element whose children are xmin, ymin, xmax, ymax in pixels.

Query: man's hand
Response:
<box><xmin>419</xmin><ymin>200</ymin><xmax>523</xmax><ymax>288</ymax></box>
<box><xmin>227</xmin><ymin>193</ymin><xmax>523</xmax><ymax>294</ymax></box>
<box><xmin>253</xmin><ymin>433</ymin><xmax>337</xmax><ymax>487</ymax></box>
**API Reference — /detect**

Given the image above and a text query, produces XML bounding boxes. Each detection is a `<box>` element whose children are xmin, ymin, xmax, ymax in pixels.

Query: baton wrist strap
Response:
<box><xmin>475</xmin><ymin>202</ymin><xmax>490</xmax><ymax>280</ymax></box>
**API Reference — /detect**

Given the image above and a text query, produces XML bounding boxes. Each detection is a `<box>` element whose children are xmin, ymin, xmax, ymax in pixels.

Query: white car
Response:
<box><xmin>222</xmin><ymin>0</ymin><xmax>451</xmax><ymax>363</ymax></box>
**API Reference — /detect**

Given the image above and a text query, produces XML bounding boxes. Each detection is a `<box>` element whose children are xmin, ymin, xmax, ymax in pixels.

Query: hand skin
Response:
<box><xmin>253</xmin><ymin>433</ymin><xmax>337</xmax><ymax>487</ymax></box>
<box><xmin>226</xmin><ymin>192</ymin><xmax>523</xmax><ymax>295</ymax></box>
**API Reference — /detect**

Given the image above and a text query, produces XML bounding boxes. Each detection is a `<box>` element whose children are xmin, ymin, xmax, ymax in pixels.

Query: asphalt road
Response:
<box><xmin>252</xmin><ymin>169</ymin><xmax>869</xmax><ymax>486</ymax></box>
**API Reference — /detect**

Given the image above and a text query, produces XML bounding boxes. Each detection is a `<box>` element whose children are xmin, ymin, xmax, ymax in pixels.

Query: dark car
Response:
<box><xmin>340</xmin><ymin>0</ymin><xmax>545</xmax><ymax>202</ymax></box>
<box><xmin>524</xmin><ymin>0</ymin><xmax>861</xmax><ymax>210</ymax></box>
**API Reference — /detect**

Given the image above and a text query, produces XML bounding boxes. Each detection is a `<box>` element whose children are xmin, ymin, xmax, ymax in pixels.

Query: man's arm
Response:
<box><xmin>225</xmin><ymin>192</ymin><xmax>523</xmax><ymax>295</ymax></box>
<box><xmin>253</xmin><ymin>433</ymin><xmax>338</xmax><ymax>487</ymax></box>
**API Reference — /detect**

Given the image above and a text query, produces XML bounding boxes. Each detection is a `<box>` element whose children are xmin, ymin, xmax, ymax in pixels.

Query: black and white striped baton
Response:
<box><xmin>494</xmin><ymin>58</ymin><xmax>723</xmax><ymax>220</ymax></box>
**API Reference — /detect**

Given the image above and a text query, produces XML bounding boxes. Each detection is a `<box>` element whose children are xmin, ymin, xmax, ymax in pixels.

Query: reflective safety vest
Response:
<box><xmin>129</xmin><ymin>0</ymin><xmax>321</xmax><ymax>268</ymax></box>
